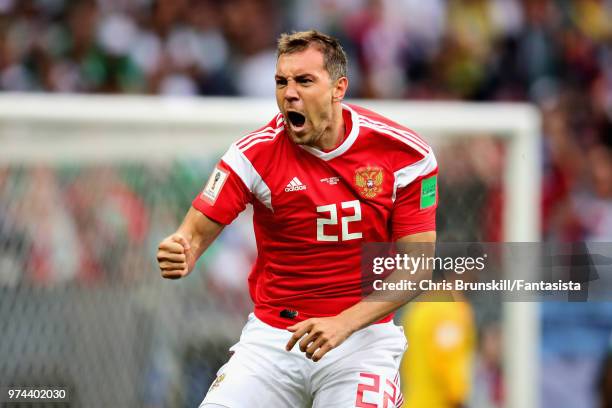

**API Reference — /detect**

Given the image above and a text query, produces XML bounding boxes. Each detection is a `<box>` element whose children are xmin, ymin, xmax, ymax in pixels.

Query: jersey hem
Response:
<box><xmin>253</xmin><ymin>307</ymin><xmax>394</xmax><ymax>330</ymax></box>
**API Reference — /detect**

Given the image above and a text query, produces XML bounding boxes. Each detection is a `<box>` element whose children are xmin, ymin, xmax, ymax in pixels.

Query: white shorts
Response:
<box><xmin>200</xmin><ymin>313</ymin><xmax>407</xmax><ymax>408</ymax></box>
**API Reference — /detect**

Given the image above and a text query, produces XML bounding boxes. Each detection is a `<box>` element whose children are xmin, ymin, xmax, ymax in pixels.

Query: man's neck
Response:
<box><xmin>314</xmin><ymin>104</ymin><xmax>345</xmax><ymax>151</ymax></box>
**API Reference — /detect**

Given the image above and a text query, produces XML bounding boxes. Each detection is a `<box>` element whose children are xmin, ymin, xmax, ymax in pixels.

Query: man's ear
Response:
<box><xmin>332</xmin><ymin>77</ymin><xmax>348</xmax><ymax>102</ymax></box>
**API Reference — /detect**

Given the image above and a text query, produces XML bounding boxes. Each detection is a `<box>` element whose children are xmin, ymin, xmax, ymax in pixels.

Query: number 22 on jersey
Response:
<box><xmin>316</xmin><ymin>200</ymin><xmax>363</xmax><ymax>242</ymax></box>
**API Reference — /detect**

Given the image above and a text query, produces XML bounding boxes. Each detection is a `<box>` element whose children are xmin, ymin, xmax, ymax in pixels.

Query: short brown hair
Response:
<box><xmin>277</xmin><ymin>30</ymin><xmax>348</xmax><ymax>81</ymax></box>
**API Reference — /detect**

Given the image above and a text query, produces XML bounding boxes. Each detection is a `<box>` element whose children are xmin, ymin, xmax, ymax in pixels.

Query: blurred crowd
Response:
<box><xmin>0</xmin><ymin>1</ymin><xmax>611</xmax><ymax>407</ymax></box>
<box><xmin>0</xmin><ymin>0</ymin><xmax>610</xmax><ymax>241</ymax></box>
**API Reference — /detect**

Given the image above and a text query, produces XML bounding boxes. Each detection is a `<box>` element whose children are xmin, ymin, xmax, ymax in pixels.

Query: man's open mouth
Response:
<box><xmin>287</xmin><ymin>111</ymin><xmax>306</xmax><ymax>128</ymax></box>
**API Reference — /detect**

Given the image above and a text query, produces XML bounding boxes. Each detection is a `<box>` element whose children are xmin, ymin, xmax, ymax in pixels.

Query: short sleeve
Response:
<box><xmin>391</xmin><ymin>153</ymin><xmax>438</xmax><ymax>240</ymax></box>
<box><xmin>192</xmin><ymin>160</ymin><xmax>252</xmax><ymax>225</ymax></box>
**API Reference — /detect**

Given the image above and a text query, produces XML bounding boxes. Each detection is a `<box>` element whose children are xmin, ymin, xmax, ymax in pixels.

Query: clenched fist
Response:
<box><xmin>157</xmin><ymin>233</ymin><xmax>194</xmax><ymax>279</ymax></box>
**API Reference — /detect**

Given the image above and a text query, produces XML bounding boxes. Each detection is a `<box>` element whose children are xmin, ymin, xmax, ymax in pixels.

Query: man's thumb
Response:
<box><xmin>171</xmin><ymin>234</ymin><xmax>191</xmax><ymax>252</ymax></box>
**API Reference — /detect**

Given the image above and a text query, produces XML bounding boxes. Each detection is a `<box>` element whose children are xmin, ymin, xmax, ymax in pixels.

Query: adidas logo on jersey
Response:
<box><xmin>285</xmin><ymin>177</ymin><xmax>307</xmax><ymax>192</ymax></box>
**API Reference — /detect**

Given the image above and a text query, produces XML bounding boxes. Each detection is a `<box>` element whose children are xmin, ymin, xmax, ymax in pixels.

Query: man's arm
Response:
<box><xmin>286</xmin><ymin>230</ymin><xmax>436</xmax><ymax>361</ymax></box>
<box><xmin>156</xmin><ymin>207</ymin><xmax>224</xmax><ymax>279</ymax></box>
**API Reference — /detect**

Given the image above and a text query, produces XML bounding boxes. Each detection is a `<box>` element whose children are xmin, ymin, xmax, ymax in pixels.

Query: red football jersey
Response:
<box><xmin>193</xmin><ymin>104</ymin><xmax>438</xmax><ymax>328</ymax></box>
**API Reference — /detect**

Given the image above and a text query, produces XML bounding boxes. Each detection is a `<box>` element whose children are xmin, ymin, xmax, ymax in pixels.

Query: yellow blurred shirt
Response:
<box><xmin>400</xmin><ymin>297</ymin><xmax>475</xmax><ymax>408</ymax></box>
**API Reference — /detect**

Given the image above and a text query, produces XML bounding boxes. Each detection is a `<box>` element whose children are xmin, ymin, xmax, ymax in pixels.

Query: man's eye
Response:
<box><xmin>276</xmin><ymin>79</ymin><xmax>287</xmax><ymax>86</ymax></box>
<box><xmin>299</xmin><ymin>78</ymin><xmax>312</xmax><ymax>84</ymax></box>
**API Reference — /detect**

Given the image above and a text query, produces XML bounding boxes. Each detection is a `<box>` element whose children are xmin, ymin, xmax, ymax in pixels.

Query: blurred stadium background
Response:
<box><xmin>0</xmin><ymin>0</ymin><xmax>611</xmax><ymax>407</ymax></box>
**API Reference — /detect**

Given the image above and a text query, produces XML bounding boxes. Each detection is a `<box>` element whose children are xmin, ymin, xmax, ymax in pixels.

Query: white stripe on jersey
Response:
<box><xmin>239</xmin><ymin>132</ymin><xmax>276</xmax><ymax>151</ymax></box>
<box><xmin>359</xmin><ymin>118</ymin><xmax>430</xmax><ymax>156</ymax></box>
<box><xmin>221</xmin><ymin>144</ymin><xmax>273</xmax><ymax>211</ymax></box>
<box><xmin>359</xmin><ymin>121</ymin><xmax>429</xmax><ymax>157</ymax></box>
<box><xmin>236</xmin><ymin>127</ymin><xmax>274</xmax><ymax>148</ymax></box>
<box><xmin>236</xmin><ymin>113</ymin><xmax>284</xmax><ymax>149</ymax></box>
<box><xmin>239</xmin><ymin>127</ymin><xmax>283</xmax><ymax>152</ymax></box>
<box><xmin>359</xmin><ymin>115</ymin><xmax>429</xmax><ymax>151</ymax></box>
<box><xmin>392</xmin><ymin>151</ymin><xmax>438</xmax><ymax>202</ymax></box>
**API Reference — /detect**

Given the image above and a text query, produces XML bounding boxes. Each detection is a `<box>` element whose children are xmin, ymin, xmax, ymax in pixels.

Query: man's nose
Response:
<box><xmin>285</xmin><ymin>81</ymin><xmax>299</xmax><ymax>101</ymax></box>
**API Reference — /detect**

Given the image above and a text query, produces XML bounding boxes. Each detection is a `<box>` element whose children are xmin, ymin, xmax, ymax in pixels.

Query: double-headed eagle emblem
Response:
<box><xmin>355</xmin><ymin>166</ymin><xmax>384</xmax><ymax>198</ymax></box>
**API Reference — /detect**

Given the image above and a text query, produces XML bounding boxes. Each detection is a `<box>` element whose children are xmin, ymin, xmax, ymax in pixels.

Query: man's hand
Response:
<box><xmin>157</xmin><ymin>233</ymin><xmax>194</xmax><ymax>279</ymax></box>
<box><xmin>155</xmin><ymin>208</ymin><xmax>224</xmax><ymax>280</ymax></box>
<box><xmin>285</xmin><ymin>316</ymin><xmax>355</xmax><ymax>362</ymax></box>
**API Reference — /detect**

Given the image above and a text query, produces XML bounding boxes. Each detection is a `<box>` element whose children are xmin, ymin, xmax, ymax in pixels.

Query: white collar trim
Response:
<box><xmin>298</xmin><ymin>104</ymin><xmax>360</xmax><ymax>161</ymax></box>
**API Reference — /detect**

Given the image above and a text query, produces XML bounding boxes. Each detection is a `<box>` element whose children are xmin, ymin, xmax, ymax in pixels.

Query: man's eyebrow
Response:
<box><xmin>295</xmin><ymin>74</ymin><xmax>315</xmax><ymax>80</ymax></box>
<box><xmin>274</xmin><ymin>73</ymin><xmax>315</xmax><ymax>80</ymax></box>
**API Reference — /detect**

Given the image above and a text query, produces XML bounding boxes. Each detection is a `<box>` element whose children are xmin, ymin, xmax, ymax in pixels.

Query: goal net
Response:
<box><xmin>0</xmin><ymin>93</ymin><xmax>540</xmax><ymax>408</ymax></box>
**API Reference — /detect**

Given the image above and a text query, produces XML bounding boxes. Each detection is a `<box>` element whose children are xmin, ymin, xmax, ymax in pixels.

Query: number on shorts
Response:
<box><xmin>355</xmin><ymin>373</ymin><xmax>380</xmax><ymax>408</ymax></box>
<box><xmin>355</xmin><ymin>372</ymin><xmax>400</xmax><ymax>408</ymax></box>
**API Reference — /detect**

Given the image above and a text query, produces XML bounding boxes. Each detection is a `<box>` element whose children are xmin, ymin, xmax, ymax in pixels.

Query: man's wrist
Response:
<box><xmin>338</xmin><ymin>300</ymin><xmax>405</xmax><ymax>334</ymax></box>
<box><xmin>336</xmin><ymin>310</ymin><xmax>361</xmax><ymax>335</ymax></box>
<box><xmin>336</xmin><ymin>304</ymin><xmax>380</xmax><ymax>334</ymax></box>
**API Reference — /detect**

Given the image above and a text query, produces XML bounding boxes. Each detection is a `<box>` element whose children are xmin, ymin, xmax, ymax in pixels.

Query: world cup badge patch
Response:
<box><xmin>355</xmin><ymin>166</ymin><xmax>384</xmax><ymax>199</ymax></box>
<box><xmin>201</xmin><ymin>166</ymin><xmax>228</xmax><ymax>205</ymax></box>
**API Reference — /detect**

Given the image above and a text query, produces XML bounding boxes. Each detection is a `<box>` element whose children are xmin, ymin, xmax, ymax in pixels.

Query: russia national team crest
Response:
<box><xmin>355</xmin><ymin>166</ymin><xmax>384</xmax><ymax>199</ymax></box>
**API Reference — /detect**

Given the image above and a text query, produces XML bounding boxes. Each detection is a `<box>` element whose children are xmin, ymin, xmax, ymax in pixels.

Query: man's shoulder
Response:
<box><xmin>349</xmin><ymin>103</ymin><xmax>417</xmax><ymax>132</ymax></box>
<box><xmin>220</xmin><ymin>113</ymin><xmax>284</xmax><ymax>175</ymax></box>
<box><xmin>348</xmin><ymin>103</ymin><xmax>433</xmax><ymax>159</ymax></box>
<box><xmin>230</xmin><ymin>112</ymin><xmax>285</xmax><ymax>156</ymax></box>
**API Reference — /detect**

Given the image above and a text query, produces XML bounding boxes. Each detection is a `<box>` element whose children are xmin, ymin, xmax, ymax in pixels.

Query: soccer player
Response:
<box><xmin>156</xmin><ymin>30</ymin><xmax>438</xmax><ymax>408</ymax></box>
<box><xmin>400</xmin><ymin>290</ymin><xmax>475</xmax><ymax>408</ymax></box>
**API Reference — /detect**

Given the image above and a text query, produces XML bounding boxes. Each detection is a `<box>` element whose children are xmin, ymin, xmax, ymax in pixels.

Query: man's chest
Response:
<box><xmin>255</xmin><ymin>150</ymin><xmax>395</xmax><ymax>242</ymax></box>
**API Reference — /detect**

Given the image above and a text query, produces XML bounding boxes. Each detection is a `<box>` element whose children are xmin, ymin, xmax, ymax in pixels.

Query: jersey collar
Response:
<box><xmin>297</xmin><ymin>104</ymin><xmax>360</xmax><ymax>161</ymax></box>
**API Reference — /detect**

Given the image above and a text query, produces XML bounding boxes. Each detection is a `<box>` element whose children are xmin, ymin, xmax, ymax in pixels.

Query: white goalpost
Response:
<box><xmin>0</xmin><ymin>93</ymin><xmax>541</xmax><ymax>408</ymax></box>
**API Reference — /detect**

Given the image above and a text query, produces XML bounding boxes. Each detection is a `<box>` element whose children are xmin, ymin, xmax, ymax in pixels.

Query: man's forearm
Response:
<box><xmin>339</xmin><ymin>231</ymin><xmax>436</xmax><ymax>333</ymax></box>
<box><xmin>337</xmin><ymin>300</ymin><xmax>404</xmax><ymax>334</ymax></box>
<box><xmin>337</xmin><ymin>269</ymin><xmax>431</xmax><ymax>333</ymax></box>
<box><xmin>176</xmin><ymin>207</ymin><xmax>224</xmax><ymax>268</ymax></box>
